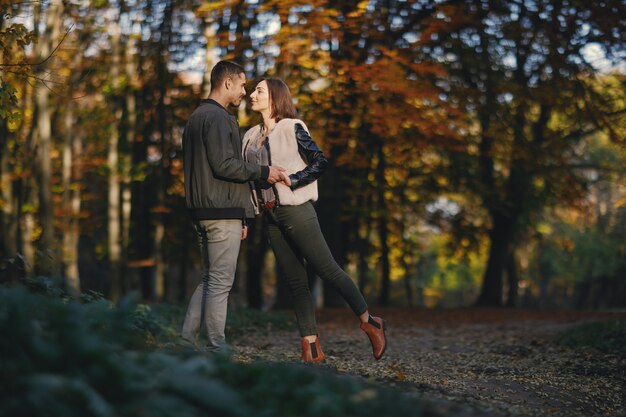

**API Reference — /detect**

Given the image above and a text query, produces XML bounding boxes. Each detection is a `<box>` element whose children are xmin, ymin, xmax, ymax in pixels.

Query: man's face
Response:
<box><xmin>228</xmin><ymin>72</ymin><xmax>247</xmax><ymax>107</ymax></box>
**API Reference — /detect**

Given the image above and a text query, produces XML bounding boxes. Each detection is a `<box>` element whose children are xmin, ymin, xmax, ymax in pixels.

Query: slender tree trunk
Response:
<box><xmin>178</xmin><ymin>218</ymin><xmax>190</xmax><ymax>303</ymax></box>
<box><xmin>399</xmin><ymin>233</ymin><xmax>413</xmax><ymax>307</ymax></box>
<box><xmin>357</xmin><ymin>201</ymin><xmax>372</xmax><ymax>293</ymax></box>
<box><xmin>376</xmin><ymin>139</ymin><xmax>391</xmax><ymax>306</ymax></box>
<box><xmin>33</xmin><ymin>0</ymin><xmax>64</xmax><ymax>276</ymax></box>
<box><xmin>152</xmin><ymin>0</ymin><xmax>174</xmax><ymax>301</ymax></box>
<box><xmin>246</xmin><ymin>218</ymin><xmax>268</xmax><ymax>309</ymax></box>
<box><xmin>201</xmin><ymin>19</ymin><xmax>216</xmax><ymax>98</ymax></box>
<box><xmin>121</xmin><ymin>30</ymin><xmax>137</xmax><ymax>294</ymax></box>
<box><xmin>0</xmin><ymin>120</ymin><xmax>22</xmax><ymax>283</ymax></box>
<box><xmin>107</xmin><ymin>18</ymin><xmax>122</xmax><ymax>299</ymax></box>
<box><xmin>20</xmin><ymin>77</ymin><xmax>36</xmax><ymax>276</ymax></box>
<box><xmin>398</xmin><ymin>191</ymin><xmax>414</xmax><ymax>307</ymax></box>
<box><xmin>7</xmin><ymin>76</ymin><xmax>35</xmax><ymax>274</ymax></box>
<box><xmin>415</xmin><ymin>270</ymin><xmax>425</xmax><ymax>307</ymax></box>
<box><xmin>1</xmin><ymin>121</ymin><xmax>18</xmax><ymax>267</ymax></box>
<box><xmin>133</xmin><ymin>81</ymin><xmax>153</xmax><ymax>300</ymax></box>
<box><xmin>505</xmin><ymin>249</ymin><xmax>518</xmax><ymax>308</ymax></box>
<box><xmin>61</xmin><ymin>51</ymin><xmax>82</xmax><ymax>296</ymax></box>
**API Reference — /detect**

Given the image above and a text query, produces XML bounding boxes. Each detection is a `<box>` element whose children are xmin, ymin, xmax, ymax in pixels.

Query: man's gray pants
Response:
<box><xmin>182</xmin><ymin>219</ymin><xmax>242</xmax><ymax>352</ymax></box>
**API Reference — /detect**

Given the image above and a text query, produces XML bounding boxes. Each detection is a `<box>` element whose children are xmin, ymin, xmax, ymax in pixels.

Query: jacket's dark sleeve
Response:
<box><xmin>289</xmin><ymin>123</ymin><xmax>328</xmax><ymax>190</ymax></box>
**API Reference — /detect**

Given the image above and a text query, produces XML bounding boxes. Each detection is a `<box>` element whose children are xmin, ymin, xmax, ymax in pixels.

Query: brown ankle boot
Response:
<box><xmin>301</xmin><ymin>337</ymin><xmax>325</xmax><ymax>363</ymax></box>
<box><xmin>360</xmin><ymin>316</ymin><xmax>387</xmax><ymax>360</ymax></box>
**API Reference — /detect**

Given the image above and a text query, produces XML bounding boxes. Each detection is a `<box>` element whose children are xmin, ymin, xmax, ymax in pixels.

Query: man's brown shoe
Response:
<box><xmin>360</xmin><ymin>316</ymin><xmax>387</xmax><ymax>360</ymax></box>
<box><xmin>301</xmin><ymin>337</ymin><xmax>325</xmax><ymax>363</ymax></box>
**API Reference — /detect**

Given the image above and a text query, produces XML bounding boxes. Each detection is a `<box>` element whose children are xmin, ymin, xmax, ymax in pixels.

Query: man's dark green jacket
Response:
<box><xmin>183</xmin><ymin>99</ymin><xmax>269</xmax><ymax>220</ymax></box>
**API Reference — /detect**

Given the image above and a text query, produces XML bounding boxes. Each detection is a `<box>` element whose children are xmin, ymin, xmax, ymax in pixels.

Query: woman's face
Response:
<box><xmin>250</xmin><ymin>80</ymin><xmax>270</xmax><ymax>113</ymax></box>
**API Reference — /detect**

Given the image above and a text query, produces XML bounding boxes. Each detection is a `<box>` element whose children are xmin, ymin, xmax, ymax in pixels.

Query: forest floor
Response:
<box><xmin>230</xmin><ymin>308</ymin><xmax>626</xmax><ymax>417</ymax></box>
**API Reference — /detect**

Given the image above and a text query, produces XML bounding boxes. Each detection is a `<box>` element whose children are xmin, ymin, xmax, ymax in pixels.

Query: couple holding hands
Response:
<box><xmin>181</xmin><ymin>60</ymin><xmax>387</xmax><ymax>363</ymax></box>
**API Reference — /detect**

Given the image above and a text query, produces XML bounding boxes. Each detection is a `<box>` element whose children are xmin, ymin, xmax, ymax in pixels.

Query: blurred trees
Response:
<box><xmin>1</xmin><ymin>0</ymin><xmax>624</xmax><ymax>309</ymax></box>
<box><xmin>419</xmin><ymin>0</ymin><xmax>626</xmax><ymax>306</ymax></box>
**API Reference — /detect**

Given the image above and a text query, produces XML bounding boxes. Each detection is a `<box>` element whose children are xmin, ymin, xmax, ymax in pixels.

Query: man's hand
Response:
<box><xmin>241</xmin><ymin>225</ymin><xmax>248</xmax><ymax>240</ymax></box>
<box><xmin>280</xmin><ymin>172</ymin><xmax>292</xmax><ymax>187</ymax></box>
<box><xmin>267</xmin><ymin>166</ymin><xmax>286</xmax><ymax>184</ymax></box>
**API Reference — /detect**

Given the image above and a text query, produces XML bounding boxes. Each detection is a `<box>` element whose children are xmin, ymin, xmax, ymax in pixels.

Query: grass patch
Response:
<box><xmin>226</xmin><ymin>308</ymin><xmax>296</xmax><ymax>336</ymax></box>
<box><xmin>147</xmin><ymin>303</ymin><xmax>296</xmax><ymax>344</ymax></box>
<box><xmin>558</xmin><ymin>320</ymin><xmax>626</xmax><ymax>356</ymax></box>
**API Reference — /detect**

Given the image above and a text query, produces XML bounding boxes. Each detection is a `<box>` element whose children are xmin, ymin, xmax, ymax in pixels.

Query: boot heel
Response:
<box><xmin>301</xmin><ymin>337</ymin><xmax>325</xmax><ymax>363</ymax></box>
<box><xmin>360</xmin><ymin>316</ymin><xmax>387</xmax><ymax>360</ymax></box>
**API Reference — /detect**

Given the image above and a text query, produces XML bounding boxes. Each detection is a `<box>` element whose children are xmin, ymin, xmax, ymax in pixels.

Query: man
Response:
<box><xmin>182</xmin><ymin>60</ymin><xmax>285</xmax><ymax>352</ymax></box>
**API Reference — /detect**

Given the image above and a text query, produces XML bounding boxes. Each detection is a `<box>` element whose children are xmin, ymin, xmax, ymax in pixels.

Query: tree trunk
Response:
<box><xmin>178</xmin><ymin>219</ymin><xmax>190</xmax><ymax>303</ymax></box>
<box><xmin>0</xmin><ymin>121</ymin><xmax>24</xmax><ymax>283</ymax></box>
<box><xmin>20</xmin><ymin>78</ymin><xmax>36</xmax><ymax>276</ymax></box>
<box><xmin>505</xmin><ymin>249</ymin><xmax>518</xmax><ymax>308</ymax></box>
<box><xmin>0</xmin><ymin>121</ymin><xmax>18</xmax><ymax>270</ymax></box>
<box><xmin>61</xmin><ymin>51</ymin><xmax>82</xmax><ymax>296</ymax></box>
<box><xmin>376</xmin><ymin>139</ymin><xmax>391</xmax><ymax>306</ymax></box>
<box><xmin>317</xmin><ymin>170</ymin><xmax>348</xmax><ymax>308</ymax></box>
<box><xmin>246</xmin><ymin>217</ymin><xmax>269</xmax><ymax>309</ymax></box>
<box><xmin>476</xmin><ymin>213</ymin><xmax>514</xmax><ymax>306</ymax></box>
<box><xmin>399</xmin><ymin>191</ymin><xmax>413</xmax><ymax>307</ymax></box>
<box><xmin>107</xmin><ymin>18</ymin><xmax>122</xmax><ymax>300</ymax></box>
<box><xmin>152</xmin><ymin>0</ymin><xmax>174</xmax><ymax>302</ymax></box>
<box><xmin>33</xmin><ymin>0</ymin><xmax>64</xmax><ymax>276</ymax></box>
<box><xmin>121</xmin><ymin>30</ymin><xmax>137</xmax><ymax>295</ymax></box>
<box><xmin>415</xmin><ymin>279</ymin><xmax>425</xmax><ymax>307</ymax></box>
<box><xmin>132</xmin><ymin>87</ymin><xmax>153</xmax><ymax>299</ymax></box>
<box><xmin>200</xmin><ymin>19</ymin><xmax>216</xmax><ymax>98</ymax></box>
<box><xmin>357</xmin><ymin>205</ymin><xmax>372</xmax><ymax>294</ymax></box>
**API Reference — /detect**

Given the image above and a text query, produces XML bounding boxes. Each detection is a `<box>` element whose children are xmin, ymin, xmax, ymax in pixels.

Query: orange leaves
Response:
<box><xmin>419</xmin><ymin>3</ymin><xmax>474</xmax><ymax>44</ymax></box>
<box><xmin>378</xmin><ymin>46</ymin><xmax>447</xmax><ymax>78</ymax></box>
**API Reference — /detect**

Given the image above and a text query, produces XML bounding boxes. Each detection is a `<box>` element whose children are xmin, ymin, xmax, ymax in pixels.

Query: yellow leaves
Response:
<box><xmin>536</xmin><ymin>223</ymin><xmax>553</xmax><ymax>235</ymax></box>
<box><xmin>435</xmin><ymin>175</ymin><xmax>449</xmax><ymax>186</ymax></box>
<box><xmin>6</xmin><ymin>112</ymin><xmax>22</xmax><ymax>132</ymax></box>
<box><xmin>346</xmin><ymin>1</ymin><xmax>370</xmax><ymax>18</ymax></box>
<box><xmin>195</xmin><ymin>1</ymin><xmax>226</xmax><ymax>18</ymax></box>
<box><xmin>533</xmin><ymin>177</ymin><xmax>546</xmax><ymax>193</ymax></box>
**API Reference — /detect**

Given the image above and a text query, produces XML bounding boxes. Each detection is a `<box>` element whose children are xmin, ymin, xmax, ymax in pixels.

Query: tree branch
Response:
<box><xmin>0</xmin><ymin>24</ymin><xmax>73</xmax><ymax>68</ymax></box>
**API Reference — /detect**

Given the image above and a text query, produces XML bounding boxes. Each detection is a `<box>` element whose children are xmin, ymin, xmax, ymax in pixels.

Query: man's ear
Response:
<box><xmin>224</xmin><ymin>77</ymin><xmax>232</xmax><ymax>90</ymax></box>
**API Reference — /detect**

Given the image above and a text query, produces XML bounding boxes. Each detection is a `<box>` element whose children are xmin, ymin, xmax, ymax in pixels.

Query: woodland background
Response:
<box><xmin>1</xmin><ymin>0</ymin><xmax>625</xmax><ymax>310</ymax></box>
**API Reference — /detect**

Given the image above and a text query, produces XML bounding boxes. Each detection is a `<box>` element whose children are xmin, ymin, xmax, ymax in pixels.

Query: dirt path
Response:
<box><xmin>231</xmin><ymin>308</ymin><xmax>626</xmax><ymax>417</ymax></box>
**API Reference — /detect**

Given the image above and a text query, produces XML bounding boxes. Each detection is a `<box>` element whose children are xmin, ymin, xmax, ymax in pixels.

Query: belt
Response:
<box><xmin>263</xmin><ymin>200</ymin><xmax>277</xmax><ymax>210</ymax></box>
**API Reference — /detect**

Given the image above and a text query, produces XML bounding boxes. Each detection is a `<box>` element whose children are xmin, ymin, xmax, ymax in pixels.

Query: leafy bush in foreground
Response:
<box><xmin>0</xmin><ymin>286</ymin><xmax>424</xmax><ymax>417</ymax></box>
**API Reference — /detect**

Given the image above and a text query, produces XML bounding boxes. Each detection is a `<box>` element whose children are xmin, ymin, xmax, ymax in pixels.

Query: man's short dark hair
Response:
<box><xmin>210</xmin><ymin>61</ymin><xmax>245</xmax><ymax>91</ymax></box>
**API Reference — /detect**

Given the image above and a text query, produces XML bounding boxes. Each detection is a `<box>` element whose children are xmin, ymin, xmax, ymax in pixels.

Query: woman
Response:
<box><xmin>243</xmin><ymin>77</ymin><xmax>387</xmax><ymax>363</ymax></box>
